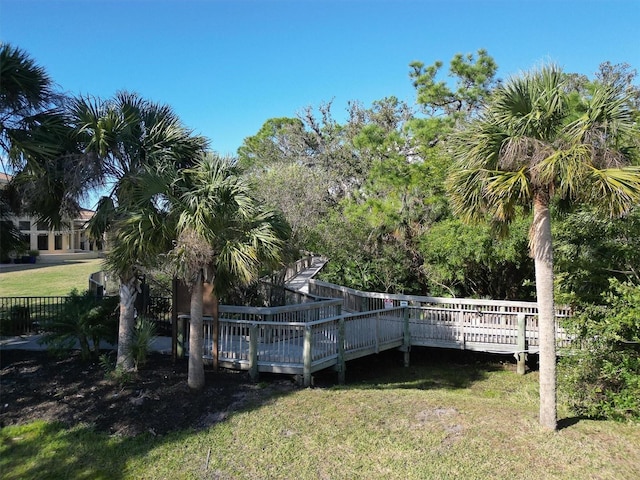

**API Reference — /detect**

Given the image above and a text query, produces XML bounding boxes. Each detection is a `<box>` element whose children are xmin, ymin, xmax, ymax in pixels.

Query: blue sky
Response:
<box><xmin>2</xmin><ymin>0</ymin><xmax>639</xmax><ymax>157</ymax></box>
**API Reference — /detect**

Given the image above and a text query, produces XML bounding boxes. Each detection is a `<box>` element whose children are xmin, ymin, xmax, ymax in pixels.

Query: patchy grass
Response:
<box><xmin>1</xmin><ymin>351</ymin><xmax>638</xmax><ymax>479</ymax></box>
<box><xmin>0</xmin><ymin>259</ymin><xmax>103</xmax><ymax>296</ymax></box>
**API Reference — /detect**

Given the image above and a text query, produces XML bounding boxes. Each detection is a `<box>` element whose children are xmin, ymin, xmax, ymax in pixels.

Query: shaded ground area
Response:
<box><xmin>0</xmin><ymin>350</ymin><xmax>298</xmax><ymax>437</ymax></box>
<box><xmin>0</xmin><ymin>347</ymin><xmax>515</xmax><ymax>437</ymax></box>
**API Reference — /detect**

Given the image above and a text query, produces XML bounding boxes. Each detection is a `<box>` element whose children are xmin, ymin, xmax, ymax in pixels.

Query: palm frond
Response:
<box><xmin>584</xmin><ymin>166</ymin><xmax>640</xmax><ymax>217</ymax></box>
<box><xmin>447</xmin><ymin>168</ymin><xmax>492</xmax><ymax>222</ymax></box>
<box><xmin>86</xmin><ymin>196</ymin><xmax>116</xmax><ymax>240</ymax></box>
<box><xmin>485</xmin><ymin>168</ymin><xmax>532</xmax><ymax>221</ymax></box>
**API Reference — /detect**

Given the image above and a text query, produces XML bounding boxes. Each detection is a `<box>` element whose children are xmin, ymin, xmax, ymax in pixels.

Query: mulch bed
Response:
<box><xmin>0</xmin><ymin>349</ymin><xmax>299</xmax><ymax>437</ymax></box>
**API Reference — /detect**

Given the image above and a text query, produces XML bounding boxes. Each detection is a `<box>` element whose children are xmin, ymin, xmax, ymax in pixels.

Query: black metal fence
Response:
<box><xmin>146</xmin><ymin>296</ymin><xmax>172</xmax><ymax>335</ymax></box>
<box><xmin>0</xmin><ymin>295</ymin><xmax>173</xmax><ymax>336</ymax></box>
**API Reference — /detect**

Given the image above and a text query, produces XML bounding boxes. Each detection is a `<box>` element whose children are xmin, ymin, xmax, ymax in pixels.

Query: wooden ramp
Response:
<box><xmin>179</xmin><ymin>297</ymin><xmax>572</xmax><ymax>386</ymax></box>
<box><xmin>176</xmin><ymin>263</ymin><xmax>572</xmax><ymax>386</ymax></box>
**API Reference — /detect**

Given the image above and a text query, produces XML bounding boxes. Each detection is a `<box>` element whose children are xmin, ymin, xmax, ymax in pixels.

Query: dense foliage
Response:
<box><xmin>561</xmin><ymin>280</ymin><xmax>640</xmax><ymax>421</ymax></box>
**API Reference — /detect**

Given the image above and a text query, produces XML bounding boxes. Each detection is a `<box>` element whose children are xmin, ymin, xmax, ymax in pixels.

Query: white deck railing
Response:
<box><xmin>178</xmin><ymin>281</ymin><xmax>574</xmax><ymax>386</ymax></box>
<box><xmin>309</xmin><ymin>279</ymin><xmax>572</xmax><ymax>318</ymax></box>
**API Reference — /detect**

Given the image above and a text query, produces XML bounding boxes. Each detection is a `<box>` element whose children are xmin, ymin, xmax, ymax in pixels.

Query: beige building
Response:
<box><xmin>1</xmin><ymin>172</ymin><xmax>102</xmax><ymax>259</ymax></box>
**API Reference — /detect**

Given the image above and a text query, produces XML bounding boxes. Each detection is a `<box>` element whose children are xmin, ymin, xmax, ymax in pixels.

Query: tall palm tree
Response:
<box><xmin>449</xmin><ymin>65</ymin><xmax>640</xmax><ymax>430</ymax></box>
<box><xmin>166</xmin><ymin>154</ymin><xmax>289</xmax><ymax>390</ymax></box>
<box><xmin>72</xmin><ymin>92</ymin><xmax>208</xmax><ymax>370</ymax></box>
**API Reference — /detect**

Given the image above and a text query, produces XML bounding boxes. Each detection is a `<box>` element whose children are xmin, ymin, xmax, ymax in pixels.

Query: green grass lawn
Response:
<box><xmin>1</xmin><ymin>357</ymin><xmax>638</xmax><ymax>480</ymax></box>
<box><xmin>0</xmin><ymin>259</ymin><xmax>104</xmax><ymax>296</ymax></box>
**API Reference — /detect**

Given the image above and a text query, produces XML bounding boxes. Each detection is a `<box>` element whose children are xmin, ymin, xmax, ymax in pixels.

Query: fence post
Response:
<box><xmin>516</xmin><ymin>313</ymin><xmax>527</xmax><ymax>375</ymax></box>
<box><xmin>402</xmin><ymin>305</ymin><xmax>411</xmax><ymax>367</ymax></box>
<box><xmin>375</xmin><ymin>311</ymin><xmax>380</xmax><ymax>354</ymax></box>
<box><xmin>337</xmin><ymin>317</ymin><xmax>346</xmax><ymax>385</ymax></box>
<box><xmin>171</xmin><ymin>279</ymin><xmax>177</xmax><ymax>360</ymax></box>
<box><xmin>303</xmin><ymin>325</ymin><xmax>312</xmax><ymax>387</ymax></box>
<box><xmin>249</xmin><ymin>323</ymin><xmax>259</xmax><ymax>382</ymax></box>
<box><xmin>458</xmin><ymin>305</ymin><xmax>465</xmax><ymax>348</ymax></box>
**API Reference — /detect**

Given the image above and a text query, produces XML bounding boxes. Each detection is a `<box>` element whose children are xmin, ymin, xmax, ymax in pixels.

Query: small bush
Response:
<box><xmin>98</xmin><ymin>352</ymin><xmax>115</xmax><ymax>375</ymax></box>
<box><xmin>129</xmin><ymin>316</ymin><xmax>157</xmax><ymax>370</ymax></box>
<box><xmin>39</xmin><ymin>290</ymin><xmax>119</xmax><ymax>360</ymax></box>
<box><xmin>560</xmin><ymin>280</ymin><xmax>640</xmax><ymax>421</ymax></box>
<box><xmin>98</xmin><ymin>352</ymin><xmax>136</xmax><ymax>385</ymax></box>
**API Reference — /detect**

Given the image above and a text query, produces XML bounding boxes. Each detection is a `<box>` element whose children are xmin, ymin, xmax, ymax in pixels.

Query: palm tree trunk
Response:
<box><xmin>531</xmin><ymin>193</ymin><xmax>557</xmax><ymax>431</ymax></box>
<box><xmin>116</xmin><ymin>275</ymin><xmax>137</xmax><ymax>371</ymax></box>
<box><xmin>188</xmin><ymin>273</ymin><xmax>205</xmax><ymax>390</ymax></box>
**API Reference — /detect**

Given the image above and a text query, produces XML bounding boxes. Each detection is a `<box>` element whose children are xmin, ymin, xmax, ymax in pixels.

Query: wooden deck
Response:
<box><xmin>179</xmin><ymin>290</ymin><xmax>573</xmax><ymax>386</ymax></box>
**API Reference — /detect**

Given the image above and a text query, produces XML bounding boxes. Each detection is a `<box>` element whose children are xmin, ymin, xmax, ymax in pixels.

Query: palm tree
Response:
<box><xmin>72</xmin><ymin>92</ymin><xmax>208</xmax><ymax>370</ymax></box>
<box><xmin>0</xmin><ymin>44</ymin><xmax>89</xmax><ymax>231</ymax></box>
<box><xmin>166</xmin><ymin>154</ymin><xmax>289</xmax><ymax>390</ymax></box>
<box><xmin>448</xmin><ymin>65</ymin><xmax>640</xmax><ymax>430</ymax></box>
<box><xmin>0</xmin><ymin>43</ymin><xmax>62</xmax><ymax>165</ymax></box>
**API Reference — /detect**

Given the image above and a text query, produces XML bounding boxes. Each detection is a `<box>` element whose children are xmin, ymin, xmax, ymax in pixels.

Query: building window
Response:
<box><xmin>19</xmin><ymin>221</ymin><xmax>30</xmax><ymax>231</ymax></box>
<box><xmin>37</xmin><ymin>234</ymin><xmax>48</xmax><ymax>251</ymax></box>
<box><xmin>37</xmin><ymin>221</ymin><xmax>48</xmax><ymax>231</ymax></box>
<box><xmin>54</xmin><ymin>234</ymin><xmax>63</xmax><ymax>250</ymax></box>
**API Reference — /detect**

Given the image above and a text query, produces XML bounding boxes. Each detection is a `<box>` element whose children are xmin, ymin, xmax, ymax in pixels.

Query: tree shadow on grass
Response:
<box><xmin>557</xmin><ymin>416</ymin><xmax>592</xmax><ymax>430</ymax></box>
<box><xmin>315</xmin><ymin>347</ymin><xmax>509</xmax><ymax>391</ymax></box>
<box><xmin>0</xmin><ymin>349</ymin><xmax>302</xmax><ymax>479</ymax></box>
<box><xmin>0</xmin><ymin>347</ymin><xmax>524</xmax><ymax>478</ymax></box>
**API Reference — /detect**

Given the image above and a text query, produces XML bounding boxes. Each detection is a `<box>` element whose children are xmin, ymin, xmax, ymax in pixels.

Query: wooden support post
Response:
<box><xmin>516</xmin><ymin>313</ymin><xmax>527</xmax><ymax>375</ymax></box>
<box><xmin>176</xmin><ymin>315</ymin><xmax>186</xmax><ymax>359</ymax></box>
<box><xmin>303</xmin><ymin>325</ymin><xmax>312</xmax><ymax>387</ymax></box>
<box><xmin>171</xmin><ymin>278</ymin><xmax>178</xmax><ymax>361</ymax></box>
<box><xmin>212</xmin><ymin>297</ymin><xmax>219</xmax><ymax>371</ymax></box>
<box><xmin>337</xmin><ymin>317</ymin><xmax>346</xmax><ymax>385</ymax></box>
<box><xmin>249</xmin><ymin>323</ymin><xmax>259</xmax><ymax>382</ymax></box>
<box><xmin>402</xmin><ymin>304</ymin><xmax>411</xmax><ymax>368</ymax></box>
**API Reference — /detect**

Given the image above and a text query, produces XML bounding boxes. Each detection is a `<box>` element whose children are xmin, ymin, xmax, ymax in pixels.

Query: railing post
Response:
<box><xmin>375</xmin><ymin>311</ymin><xmax>380</xmax><ymax>354</ymax></box>
<box><xmin>402</xmin><ymin>305</ymin><xmax>411</xmax><ymax>368</ymax></box>
<box><xmin>337</xmin><ymin>317</ymin><xmax>346</xmax><ymax>385</ymax></box>
<box><xmin>516</xmin><ymin>313</ymin><xmax>527</xmax><ymax>375</ymax></box>
<box><xmin>249</xmin><ymin>323</ymin><xmax>259</xmax><ymax>382</ymax></box>
<box><xmin>458</xmin><ymin>305</ymin><xmax>465</xmax><ymax>348</ymax></box>
<box><xmin>303</xmin><ymin>325</ymin><xmax>312</xmax><ymax>387</ymax></box>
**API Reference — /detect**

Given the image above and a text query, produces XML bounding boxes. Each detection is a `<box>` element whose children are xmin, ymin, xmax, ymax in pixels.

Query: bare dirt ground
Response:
<box><xmin>0</xmin><ymin>349</ymin><xmax>299</xmax><ymax>437</ymax></box>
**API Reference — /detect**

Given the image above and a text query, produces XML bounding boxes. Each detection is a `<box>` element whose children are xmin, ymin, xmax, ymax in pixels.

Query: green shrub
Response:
<box><xmin>39</xmin><ymin>290</ymin><xmax>119</xmax><ymax>360</ymax></box>
<box><xmin>129</xmin><ymin>316</ymin><xmax>157</xmax><ymax>370</ymax></box>
<box><xmin>560</xmin><ymin>280</ymin><xmax>640</xmax><ymax>421</ymax></box>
